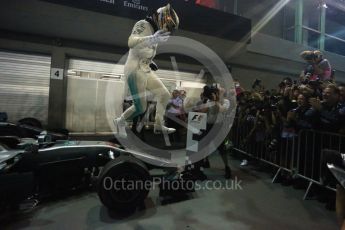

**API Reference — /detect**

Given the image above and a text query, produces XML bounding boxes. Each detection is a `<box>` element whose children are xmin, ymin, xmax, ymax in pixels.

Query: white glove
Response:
<box><xmin>129</xmin><ymin>29</ymin><xmax>170</xmax><ymax>49</ymax></box>
<box><xmin>150</xmin><ymin>30</ymin><xmax>170</xmax><ymax>44</ymax></box>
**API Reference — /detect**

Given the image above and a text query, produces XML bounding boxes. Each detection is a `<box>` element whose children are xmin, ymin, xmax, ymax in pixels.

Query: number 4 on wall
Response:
<box><xmin>50</xmin><ymin>68</ymin><xmax>64</xmax><ymax>80</ymax></box>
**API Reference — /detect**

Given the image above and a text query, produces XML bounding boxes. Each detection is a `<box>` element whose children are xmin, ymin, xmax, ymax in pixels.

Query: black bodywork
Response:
<box><xmin>0</xmin><ymin>122</ymin><xmax>68</xmax><ymax>143</ymax></box>
<box><xmin>0</xmin><ymin>145</ymin><xmax>34</xmax><ymax>211</ymax></box>
<box><xmin>0</xmin><ymin>121</ymin><xmax>191</xmax><ymax>217</ymax></box>
<box><xmin>0</xmin><ymin>135</ymin><xmax>179</xmax><ymax>216</ymax></box>
<box><xmin>0</xmin><ymin>139</ymin><xmax>131</xmax><ymax>191</ymax></box>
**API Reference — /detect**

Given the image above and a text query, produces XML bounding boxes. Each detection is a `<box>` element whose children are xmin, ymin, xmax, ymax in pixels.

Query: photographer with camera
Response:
<box><xmin>194</xmin><ymin>84</ymin><xmax>232</xmax><ymax>179</ymax></box>
<box><xmin>278</xmin><ymin>77</ymin><xmax>293</xmax><ymax>94</ymax></box>
<box><xmin>308</xmin><ymin>84</ymin><xmax>341</xmax><ymax>132</ymax></box>
<box><xmin>300</xmin><ymin>50</ymin><xmax>332</xmax><ymax>82</ymax></box>
<box><xmin>277</xmin><ymin>79</ymin><xmax>298</xmax><ymax>120</ymax></box>
<box><xmin>243</xmin><ymin>92</ymin><xmax>275</xmax><ymax>158</ymax></box>
<box><xmin>286</xmin><ymin>93</ymin><xmax>319</xmax><ymax>132</ymax></box>
<box><xmin>252</xmin><ymin>78</ymin><xmax>265</xmax><ymax>92</ymax></box>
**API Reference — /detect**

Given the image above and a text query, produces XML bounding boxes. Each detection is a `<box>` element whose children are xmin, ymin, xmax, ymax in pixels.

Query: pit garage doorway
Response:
<box><xmin>66</xmin><ymin>59</ymin><xmax>125</xmax><ymax>134</ymax></box>
<box><xmin>0</xmin><ymin>50</ymin><xmax>51</xmax><ymax>125</ymax></box>
<box><xmin>66</xmin><ymin>58</ymin><xmax>205</xmax><ymax>134</ymax></box>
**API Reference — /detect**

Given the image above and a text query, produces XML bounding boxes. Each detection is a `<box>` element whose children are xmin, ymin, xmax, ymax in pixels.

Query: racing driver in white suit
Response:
<box><xmin>114</xmin><ymin>4</ymin><xmax>180</xmax><ymax>138</ymax></box>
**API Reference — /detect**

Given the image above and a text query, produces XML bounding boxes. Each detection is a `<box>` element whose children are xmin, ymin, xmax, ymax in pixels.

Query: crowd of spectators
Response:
<box><xmin>236</xmin><ymin>50</ymin><xmax>345</xmax><ymax>148</ymax></box>
<box><xmin>233</xmin><ymin>50</ymin><xmax>345</xmax><ymax>224</ymax></box>
<box><xmin>236</xmin><ymin>79</ymin><xmax>345</xmax><ymax>142</ymax></box>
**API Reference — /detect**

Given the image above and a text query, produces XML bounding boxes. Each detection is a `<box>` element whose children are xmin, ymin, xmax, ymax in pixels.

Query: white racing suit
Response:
<box><xmin>121</xmin><ymin>20</ymin><xmax>171</xmax><ymax>128</ymax></box>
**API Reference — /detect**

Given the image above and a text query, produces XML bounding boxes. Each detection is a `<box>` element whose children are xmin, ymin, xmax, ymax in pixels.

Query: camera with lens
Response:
<box><xmin>303</xmin><ymin>52</ymin><xmax>317</xmax><ymax>61</ymax></box>
<box><xmin>269</xmin><ymin>97</ymin><xmax>280</xmax><ymax>112</ymax></box>
<box><xmin>270</xmin><ymin>95</ymin><xmax>281</xmax><ymax>104</ymax></box>
<box><xmin>302</xmin><ymin>76</ymin><xmax>321</xmax><ymax>87</ymax></box>
<box><xmin>291</xmin><ymin>106</ymin><xmax>302</xmax><ymax>114</ymax></box>
<box><xmin>261</xmin><ymin>95</ymin><xmax>281</xmax><ymax>113</ymax></box>
<box><xmin>278</xmin><ymin>77</ymin><xmax>293</xmax><ymax>89</ymax></box>
<box><xmin>278</xmin><ymin>81</ymin><xmax>286</xmax><ymax>89</ymax></box>
<box><xmin>304</xmin><ymin>65</ymin><xmax>314</xmax><ymax>76</ymax></box>
<box><xmin>252</xmin><ymin>79</ymin><xmax>262</xmax><ymax>89</ymax></box>
<box><xmin>308</xmin><ymin>79</ymin><xmax>322</xmax><ymax>88</ymax></box>
<box><xmin>203</xmin><ymin>85</ymin><xmax>219</xmax><ymax>101</ymax></box>
<box><xmin>270</xmin><ymin>104</ymin><xmax>278</xmax><ymax>111</ymax></box>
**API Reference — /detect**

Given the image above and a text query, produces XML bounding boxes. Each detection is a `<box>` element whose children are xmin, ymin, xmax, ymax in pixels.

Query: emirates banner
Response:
<box><xmin>41</xmin><ymin>0</ymin><xmax>251</xmax><ymax>42</ymax></box>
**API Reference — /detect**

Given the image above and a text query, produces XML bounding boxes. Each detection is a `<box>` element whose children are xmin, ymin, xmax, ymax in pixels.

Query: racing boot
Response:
<box><xmin>153</xmin><ymin>124</ymin><xmax>176</xmax><ymax>135</ymax></box>
<box><xmin>113</xmin><ymin>116</ymin><xmax>127</xmax><ymax>138</ymax></box>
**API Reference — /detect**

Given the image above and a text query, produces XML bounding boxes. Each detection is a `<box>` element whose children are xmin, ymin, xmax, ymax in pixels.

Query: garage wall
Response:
<box><xmin>1</xmin><ymin>0</ymin><xmax>345</xmax><ymax>130</ymax></box>
<box><xmin>0</xmin><ymin>51</ymin><xmax>51</xmax><ymax>124</ymax></box>
<box><xmin>0</xmin><ymin>0</ymin><xmax>246</xmax><ymax>60</ymax></box>
<box><xmin>243</xmin><ymin>33</ymin><xmax>345</xmax><ymax>82</ymax></box>
<box><xmin>231</xmin><ymin>66</ymin><xmax>294</xmax><ymax>90</ymax></box>
<box><xmin>66</xmin><ymin>77</ymin><xmax>125</xmax><ymax>133</ymax></box>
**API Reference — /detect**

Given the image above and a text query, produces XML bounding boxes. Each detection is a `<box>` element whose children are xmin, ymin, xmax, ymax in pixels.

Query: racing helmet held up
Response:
<box><xmin>155</xmin><ymin>4</ymin><xmax>179</xmax><ymax>33</ymax></box>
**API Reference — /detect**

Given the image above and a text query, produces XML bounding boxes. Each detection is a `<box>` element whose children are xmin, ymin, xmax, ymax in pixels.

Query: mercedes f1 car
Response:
<box><xmin>0</xmin><ymin>132</ymin><xmax>193</xmax><ymax>217</ymax></box>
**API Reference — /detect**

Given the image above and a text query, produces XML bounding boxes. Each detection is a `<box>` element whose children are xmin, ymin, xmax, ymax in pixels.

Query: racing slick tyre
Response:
<box><xmin>97</xmin><ymin>155</ymin><xmax>151</xmax><ymax>216</ymax></box>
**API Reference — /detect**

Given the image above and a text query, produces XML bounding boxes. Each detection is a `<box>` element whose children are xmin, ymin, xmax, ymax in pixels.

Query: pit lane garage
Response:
<box><xmin>0</xmin><ymin>0</ymin><xmax>344</xmax><ymax>229</ymax></box>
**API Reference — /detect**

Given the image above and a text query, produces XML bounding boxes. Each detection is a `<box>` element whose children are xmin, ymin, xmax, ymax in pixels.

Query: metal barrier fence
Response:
<box><xmin>230</xmin><ymin>117</ymin><xmax>296</xmax><ymax>177</ymax></box>
<box><xmin>296</xmin><ymin>130</ymin><xmax>345</xmax><ymax>198</ymax></box>
<box><xmin>230</xmin><ymin>117</ymin><xmax>345</xmax><ymax>199</ymax></box>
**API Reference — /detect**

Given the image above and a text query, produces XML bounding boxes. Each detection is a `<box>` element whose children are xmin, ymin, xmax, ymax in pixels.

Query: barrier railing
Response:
<box><xmin>296</xmin><ymin>130</ymin><xmax>345</xmax><ymax>198</ymax></box>
<box><xmin>230</xmin><ymin>118</ymin><xmax>296</xmax><ymax>182</ymax></box>
<box><xmin>230</xmin><ymin>117</ymin><xmax>345</xmax><ymax>199</ymax></box>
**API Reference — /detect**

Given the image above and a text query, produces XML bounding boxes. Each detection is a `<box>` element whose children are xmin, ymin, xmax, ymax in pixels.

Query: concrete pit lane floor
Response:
<box><xmin>2</xmin><ymin>155</ymin><xmax>339</xmax><ymax>230</ymax></box>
